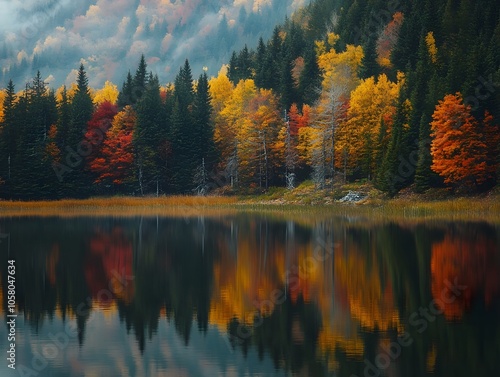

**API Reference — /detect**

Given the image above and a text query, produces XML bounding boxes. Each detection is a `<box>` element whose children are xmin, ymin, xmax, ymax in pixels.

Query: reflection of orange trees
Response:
<box><xmin>46</xmin><ymin>244</ymin><xmax>60</xmax><ymax>286</ymax></box>
<box><xmin>317</xmin><ymin>240</ymin><xmax>401</xmax><ymax>365</ymax></box>
<box><xmin>431</xmin><ymin>232</ymin><xmax>500</xmax><ymax>319</ymax></box>
<box><xmin>210</xmin><ymin>223</ymin><xmax>289</xmax><ymax>328</ymax></box>
<box><xmin>334</xmin><ymin>243</ymin><xmax>400</xmax><ymax>332</ymax></box>
<box><xmin>85</xmin><ymin>227</ymin><xmax>134</xmax><ymax>306</ymax></box>
<box><xmin>209</xmin><ymin>223</ymin><xmax>368</xmax><ymax>363</ymax></box>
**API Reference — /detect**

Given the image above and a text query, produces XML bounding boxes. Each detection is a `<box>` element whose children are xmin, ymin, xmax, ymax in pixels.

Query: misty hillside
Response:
<box><xmin>0</xmin><ymin>0</ymin><xmax>306</xmax><ymax>88</ymax></box>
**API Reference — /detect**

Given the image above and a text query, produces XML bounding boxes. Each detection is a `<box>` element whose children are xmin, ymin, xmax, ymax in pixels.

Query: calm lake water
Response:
<box><xmin>0</xmin><ymin>214</ymin><xmax>499</xmax><ymax>377</ymax></box>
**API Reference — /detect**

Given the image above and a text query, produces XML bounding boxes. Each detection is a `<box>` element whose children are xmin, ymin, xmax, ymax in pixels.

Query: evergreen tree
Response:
<box><xmin>298</xmin><ymin>43</ymin><xmax>321</xmax><ymax>106</ymax></box>
<box><xmin>168</xmin><ymin>60</ymin><xmax>197</xmax><ymax>193</ymax></box>
<box><xmin>0</xmin><ymin>80</ymin><xmax>16</xmax><ymax>197</ymax></box>
<box><xmin>117</xmin><ymin>71</ymin><xmax>134</xmax><ymax>107</ymax></box>
<box><xmin>414</xmin><ymin>115</ymin><xmax>434</xmax><ymax>192</ymax></box>
<box><xmin>12</xmin><ymin>72</ymin><xmax>58</xmax><ymax>198</ymax></box>
<box><xmin>132</xmin><ymin>55</ymin><xmax>148</xmax><ymax>103</ymax></box>
<box><xmin>279</xmin><ymin>47</ymin><xmax>296</xmax><ymax>111</ymax></box>
<box><xmin>237</xmin><ymin>45</ymin><xmax>252</xmax><ymax>82</ymax></box>
<box><xmin>359</xmin><ymin>35</ymin><xmax>379</xmax><ymax>79</ymax></box>
<box><xmin>228</xmin><ymin>51</ymin><xmax>239</xmax><ymax>85</ymax></box>
<box><xmin>254</xmin><ymin>37</ymin><xmax>267</xmax><ymax>88</ymax></box>
<box><xmin>133</xmin><ymin>73</ymin><xmax>164</xmax><ymax>195</ymax></box>
<box><xmin>377</xmin><ymin>86</ymin><xmax>411</xmax><ymax>195</ymax></box>
<box><xmin>65</xmin><ymin>64</ymin><xmax>94</xmax><ymax>197</ymax></box>
<box><xmin>56</xmin><ymin>86</ymin><xmax>71</xmax><ymax>151</ymax></box>
<box><xmin>193</xmin><ymin>72</ymin><xmax>216</xmax><ymax>171</ymax></box>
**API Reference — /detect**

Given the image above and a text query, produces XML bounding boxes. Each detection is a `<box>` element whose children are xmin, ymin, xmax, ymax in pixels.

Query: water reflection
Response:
<box><xmin>0</xmin><ymin>216</ymin><xmax>499</xmax><ymax>376</ymax></box>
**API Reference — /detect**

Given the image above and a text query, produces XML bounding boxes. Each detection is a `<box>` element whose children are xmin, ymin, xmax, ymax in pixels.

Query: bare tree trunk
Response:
<box><xmin>262</xmin><ymin>132</ymin><xmax>268</xmax><ymax>190</ymax></box>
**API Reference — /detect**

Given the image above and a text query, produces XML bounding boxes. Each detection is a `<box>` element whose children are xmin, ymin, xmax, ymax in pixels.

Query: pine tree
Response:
<box><xmin>12</xmin><ymin>72</ymin><xmax>58</xmax><ymax>198</ymax></box>
<box><xmin>0</xmin><ymin>80</ymin><xmax>16</xmax><ymax>197</ymax></box>
<box><xmin>298</xmin><ymin>43</ymin><xmax>321</xmax><ymax>106</ymax></box>
<box><xmin>279</xmin><ymin>47</ymin><xmax>296</xmax><ymax>111</ymax></box>
<box><xmin>65</xmin><ymin>64</ymin><xmax>94</xmax><ymax>197</ymax></box>
<box><xmin>254</xmin><ymin>37</ymin><xmax>267</xmax><ymax>88</ymax></box>
<box><xmin>193</xmin><ymin>73</ymin><xmax>216</xmax><ymax>179</ymax></box>
<box><xmin>56</xmin><ymin>86</ymin><xmax>71</xmax><ymax>151</ymax></box>
<box><xmin>132</xmin><ymin>55</ymin><xmax>148</xmax><ymax>103</ymax></box>
<box><xmin>414</xmin><ymin>115</ymin><xmax>434</xmax><ymax>192</ymax></box>
<box><xmin>117</xmin><ymin>71</ymin><xmax>134</xmax><ymax>107</ymax></box>
<box><xmin>228</xmin><ymin>51</ymin><xmax>239</xmax><ymax>85</ymax></box>
<box><xmin>237</xmin><ymin>45</ymin><xmax>252</xmax><ymax>82</ymax></box>
<box><xmin>133</xmin><ymin>73</ymin><xmax>164</xmax><ymax>195</ymax></box>
<box><xmin>359</xmin><ymin>35</ymin><xmax>379</xmax><ymax>79</ymax></box>
<box><xmin>377</xmin><ymin>87</ymin><xmax>411</xmax><ymax>195</ymax></box>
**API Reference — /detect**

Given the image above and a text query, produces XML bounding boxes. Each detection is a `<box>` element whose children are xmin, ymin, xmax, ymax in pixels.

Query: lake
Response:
<box><xmin>1</xmin><ymin>213</ymin><xmax>499</xmax><ymax>376</ymax></box>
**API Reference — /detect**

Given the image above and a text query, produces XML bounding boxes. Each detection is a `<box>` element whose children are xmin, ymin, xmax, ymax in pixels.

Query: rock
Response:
<box><xmin>338</xmin><ymin>191</ymin><xmax>366</xmax><ymax>203</ymax></box>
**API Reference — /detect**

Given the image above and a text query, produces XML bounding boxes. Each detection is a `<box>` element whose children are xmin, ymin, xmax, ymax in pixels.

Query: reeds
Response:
<box><xmin>0</xmin><ymin>194</ymin><xmax>498</xmax><ymax>223</ymax></box>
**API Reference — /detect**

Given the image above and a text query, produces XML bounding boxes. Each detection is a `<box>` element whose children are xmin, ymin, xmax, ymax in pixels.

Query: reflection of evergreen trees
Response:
<box><xmin>228</xmin><ymin>292</ymin><xmax>326</xmax><ymax>376</ymax></box>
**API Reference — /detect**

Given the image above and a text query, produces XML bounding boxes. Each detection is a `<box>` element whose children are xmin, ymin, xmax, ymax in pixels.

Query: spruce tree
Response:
<box><xmin>117</xmin><ymin>71</ymin><xmax>134</xmax><ymax>107</ymax></box>
<box><xmin>168</xmin><ymin>60</ymin><xmax>197</xmax><ymax>193</ymax></box>
<box><xmin>298</xmin><ymin>43</ymin><xmax>321</xmax><ymax>106</ymax></box>
<box><xmin>12</xmin><ymin>72</ymin><xmax>58</xmax><ymax>198</ymax></box>
<box><xmin>134</xmin><ymin>73</ymin><xmax>163</xmax><ymax>195</ymax></box>
<box><xmin>279</xmin><ymin>47</ymin><xmax>296</xmax><ymax>111</ymax></box>
<box><xmin>359</xmin><ymin>36</ymin><xmax>379</xmax><ymax>79</ymax></box>
<box><xmin>377</xmin><ymin>86</ymin><xmax>410</xmax><ymax>196</ymax></box>
<box><xmin>0</xmin><ymin>80</ymin><xmax>16</xmax><ymax>197</ymax></box>
<box><xmin>193</xmin><ymin>72</ymin><xmax>216</xmax><ymax>168</ymax></box>
<box><xmin>414</xmin><ymin>115</ymin><xmax>433</xmax><ymax>192</ymax></box>
<box><xmin>237</xmin><ymin>45</ymin><xmax>252</xmax><ymax>82</ymax></box>
<box><xmin>132</xmin><ymin>55</ymin><xmax>148</xmax><ymax>103</ymax></box>
<box><xmin>56</xmin><ymin>86</ymin><xmax>71</xmax><ymax>151</ymax></box>
<box><xmin>254</xmin><ymin>37</ymin><xmax>267</xmax><ymax>88</ymax></box>
<box><xmin>66</xmin><ymin>64</ymin><xmax>94</xmax><ymax>197</ymax></box>
<box><xmin>228</xmin><ymin>51</ymin><xmax>239</xmax><ymax>85</ymax></box>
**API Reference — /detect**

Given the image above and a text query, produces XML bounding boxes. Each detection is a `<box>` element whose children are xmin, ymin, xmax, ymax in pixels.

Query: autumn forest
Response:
<box><xmin>1</xmin><ymin>0</ymin><xmax>499</xmax><ymax>199</ymax></box>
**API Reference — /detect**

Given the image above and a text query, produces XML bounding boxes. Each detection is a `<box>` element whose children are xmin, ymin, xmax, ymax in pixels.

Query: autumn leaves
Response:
<box><xmin>430</xmin><ymin>93</ymin><xmax>500</xmax><ymax>187</ymax></box>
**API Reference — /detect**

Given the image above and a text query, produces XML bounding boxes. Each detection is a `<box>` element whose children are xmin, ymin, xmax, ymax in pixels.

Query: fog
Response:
<box><xmin>0</xmin><ymin>0</ymin><xmax>306</xmax><ymax>89</ymax></box>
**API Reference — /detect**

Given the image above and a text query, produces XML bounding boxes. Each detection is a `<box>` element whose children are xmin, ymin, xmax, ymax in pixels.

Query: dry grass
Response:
<box><xmin>0</xmin><ymin>196</ymin><xmax>238</xmax><ymax>217</ymax></box>
<box><xmin>0</xmin><ymin>193</ymin><xmax>499</xmax><ymax>223</ymax></box>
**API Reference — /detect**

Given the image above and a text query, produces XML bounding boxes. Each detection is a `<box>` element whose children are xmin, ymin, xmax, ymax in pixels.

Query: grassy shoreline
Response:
<box><xmin>0</xmin><ymin>188</ymin><xmax>499</xmax><ymax>222</ymax></box>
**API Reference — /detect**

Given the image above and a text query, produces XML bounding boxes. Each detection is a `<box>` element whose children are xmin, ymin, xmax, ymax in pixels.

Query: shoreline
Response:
<box><xmin>0</xmin><ymin>192</ymin><xmax>499</xmax><ymax>222</ymax></box>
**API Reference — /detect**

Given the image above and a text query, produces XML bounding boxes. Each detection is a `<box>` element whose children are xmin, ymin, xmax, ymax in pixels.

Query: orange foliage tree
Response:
<box><xmin>90</xmin><ymin>105</ymin><xmax>136</xmax><ymax>186</ymax></box>
<box><xmin>431</xmin><ymin>230</ymin><xmax>500</xmax><ymax>319</ymax></box>
<box><xmin>430</xmin><ymin>93</ymin><xmax>500</xmax><ymax>187</ymax></box>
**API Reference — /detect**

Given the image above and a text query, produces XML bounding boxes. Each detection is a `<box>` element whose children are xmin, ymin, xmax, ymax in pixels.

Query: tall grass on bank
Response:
<box><xmin>0</xmin><ymin>196</ymin><xmax>238</xmax><ymax>217</ymax></box>
<box><xmin>0</xmin><ymin>195</ymin><xmax>499</xmax><ymax>223</ymax></box>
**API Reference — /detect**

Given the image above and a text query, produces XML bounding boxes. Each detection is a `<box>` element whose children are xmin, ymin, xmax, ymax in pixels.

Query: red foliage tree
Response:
<box><xmin>90</xmin><ymin>106</ymin><xmax>135</xmax><ymax>185</ymax></box>
<box><xmin>85</xmin><ymin>101</ymin><xmax>118</xmax><ymax>160</ymax></box>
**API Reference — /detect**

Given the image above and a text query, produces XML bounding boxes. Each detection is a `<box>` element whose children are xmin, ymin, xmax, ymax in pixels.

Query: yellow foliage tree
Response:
<box><xmin>341</xmin><ymin>73</ymin><xmax>402</xmax><ymax>178</ymax></box>
<box><xmin>316</xmin><ymin>33</ymin><xmax>364</xmax><ymax>93</ymax></box>
<box><xmin>425</xmin><ymin>31</ymin><xmax>438</xmax><ymax>64</ymax></box>
<box><xmin>311</xmin><ymin>34</ymin><xmax>364</xmax><ymax>186</ymax></box>
<box><xmin>214</xmin><ymin>79</ymin><xmax>257</xmax><ymax>185</ymax></box>
<box><xmin>237</xmin><ymin>89</ymin><xmax>282</xmax><ymax>189</ymax></box>
<box><xmin>93</xmin><ymin>80</ymin><xmax>119</xmax><ymax>105</ymax></box>
<box><xmin>208</xmin><ymin>71</ymin><xmax>234</xmax><ymax>114</ymax></box>
<box><xmin>0</xmin><ymin>89</ymin><xmax>5</xmax><ymax>122</ymax></box>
